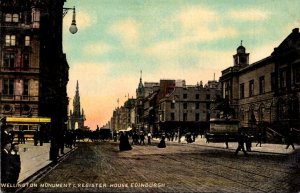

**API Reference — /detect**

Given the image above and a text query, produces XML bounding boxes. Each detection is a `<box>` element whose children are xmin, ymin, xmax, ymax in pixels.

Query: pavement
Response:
<box><xmin>14</xmin><ymin>136</ymin><xmax>300</xmax><ymax>185</ymax></box>
<box><xmin>16</xmin><ymin>140</ymin><xmax>75</xmax><ymax>184</ymax></box>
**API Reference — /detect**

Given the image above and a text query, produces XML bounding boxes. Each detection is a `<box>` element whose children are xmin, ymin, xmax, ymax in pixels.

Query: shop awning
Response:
<box><xmin>126</xmin><ymin>127</ymin><xmax>132</xmax><ymax>131</ymax></box>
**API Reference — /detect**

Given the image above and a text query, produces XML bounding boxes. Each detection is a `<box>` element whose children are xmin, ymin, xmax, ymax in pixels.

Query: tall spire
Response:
<box><xmin>73</xmin><ymin>80</ymin><xmax>81</xmax><ymax>117</ymax></box>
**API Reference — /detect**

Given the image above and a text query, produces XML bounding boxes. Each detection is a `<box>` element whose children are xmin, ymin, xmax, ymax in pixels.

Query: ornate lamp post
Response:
<box><xmin>63</xmin><ymin>6</ymin><xmax>78</xmax><ymax>34</ymax></box>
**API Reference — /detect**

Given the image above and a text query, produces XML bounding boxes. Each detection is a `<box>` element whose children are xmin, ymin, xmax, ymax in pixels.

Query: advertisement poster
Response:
<box><xmin>1</xmin><ymin>0</ymin><xmax>300</xmax><ymax>192</ymax></box>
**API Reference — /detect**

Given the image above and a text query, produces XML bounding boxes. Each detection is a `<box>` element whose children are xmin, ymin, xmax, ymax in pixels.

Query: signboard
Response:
<box><xmin>209</xmin><ymin>118</ymin><xmax>240</xmax><ymax>134</ymax></box>
<box><xmin>210</xmin><ymin>123</ymin><xmax>239</xmax><ymax>134</ymax></box>
<box><xmin>6</xmin><ymin>117</ymin><xmax>51</xmax><ymax>124</ymax></box>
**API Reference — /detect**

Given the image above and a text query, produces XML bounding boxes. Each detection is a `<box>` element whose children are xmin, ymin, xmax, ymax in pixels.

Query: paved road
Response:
<box><xmin>25</xmin><ymin>141</ymin><xmax>300</xmax><ymax>193</ymax></box>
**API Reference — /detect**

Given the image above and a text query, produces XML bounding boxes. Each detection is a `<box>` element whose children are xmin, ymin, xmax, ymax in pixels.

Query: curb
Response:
<box><xmin>15</xmin><ymin>147</ymin><xmax>77</xmax><ymax>193</ymax></box>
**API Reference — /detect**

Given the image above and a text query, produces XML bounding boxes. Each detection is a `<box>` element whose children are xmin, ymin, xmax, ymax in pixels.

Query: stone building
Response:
<box><xmin>220</xmin><ymin>28</ymin><xmax>300</xmax><ymax>139</ymax></box>
<box><xmin>0</xmin><ymin>0</ymin><xmax>71</xmax><ymax>159</ymax></box>
<box><xmin>69</xmin><ymin>81</ymin><xmax>85</xmax><ymax>130</ymax></box>
<box><xmin>136</xmin><ymin>79</ymin><xmax>221</xmax><ymax>136</ymax></box>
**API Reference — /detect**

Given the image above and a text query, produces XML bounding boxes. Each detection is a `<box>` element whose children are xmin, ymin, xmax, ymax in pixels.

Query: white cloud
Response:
<box><xmin>109</xmin><ymin>18</ymin><xmax>140</xmax><ymax>46</ymax></box>
<box><xmin>176</xmin><ymin>6</ymin><xmax>218</xmax><ymax>30</ymax></box>
<box><xmin>83</xmin><ymin>42</ymin><xmax>112</xmax><ymax>55</ymax></box>
<box><xmin>228</xmin><ymin>9</ymin><xmax>270</xmax><ymax>21</ymax></box>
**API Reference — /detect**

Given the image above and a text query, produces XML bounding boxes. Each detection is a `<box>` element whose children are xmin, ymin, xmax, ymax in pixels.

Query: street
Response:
<box><xmin>25</xmin><ymin>140</ymin><xmax>300</xmax><ymax>193</ymax></box>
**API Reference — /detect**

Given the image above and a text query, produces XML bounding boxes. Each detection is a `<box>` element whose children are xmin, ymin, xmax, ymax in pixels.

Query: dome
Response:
<box><xmin>237</xmin><ymin>40</ymin><xmax>246</xmax><ymax>53</ymax></box>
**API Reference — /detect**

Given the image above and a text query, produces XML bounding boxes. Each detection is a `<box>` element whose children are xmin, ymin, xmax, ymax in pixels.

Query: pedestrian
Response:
<box><xmin>2</xmin><ymin>126</ymin><xmax>13</xmax><ymax>145</ymax></box>
<box><xmin>256</xmin><ymin>132</ymin><xmax>262</xmax><ymax>147</ymax></box>
<box><xmin>119</xmin><ymin>132</ymin><xmax>132</xmax><ymax>151</ymax></box>
<box><xmin>234</xmin><ymin>132</ymin><xmax>248</xmax><ymax>156</ymax></box>
<box><xmin>224</xmin><ymin>133</ymin><xmax>229</xmax><ymax>149</ymax></box>
<box><xmin>245</xmin><ymin>134</ymin><xmax>252</xmax><ymax>152</ymax></box>
<box><xmin>147</xmin><ymin>132</ymin><xmax>152</xmax><ymax>144</ymax></box>
<box><xmin>157</xmin><ymin>135</ymin><xmax>166</xmax><ymax>148</ymax></box>
<box><xmin>33</xmin><ymin>128</ymin><xmax>39</xmax><ymax>146</ymax></box>
<box><xmin>1</xmin><ymin>141</ymin><xmax>13</xmax><ymax>183</ymax></box>
<box><xmin>139</xmin><ymin>132</ymin><xmax>145</xmax><ymax>145</ymax></box>
<box><xmin>285</xmin><ymin>128</ymin><xmax>296</xmax><ymax>150</ymax></box>
<box><xmin>10</xmin><ymin>143</ymin><xmax>21</xmax><ymax>184</ymax></box>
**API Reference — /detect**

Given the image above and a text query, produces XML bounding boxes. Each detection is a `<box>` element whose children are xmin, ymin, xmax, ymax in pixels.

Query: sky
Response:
<box><xmin>62</xmin><ymin>0</ymin><xmax>300</xmax><ymax>130</ymax></box>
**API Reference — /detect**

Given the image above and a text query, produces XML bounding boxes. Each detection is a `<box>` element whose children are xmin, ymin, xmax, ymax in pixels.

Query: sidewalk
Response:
<box><xmin>159</xmin><ymin>136</ymin><xmax>300</xmax><ymax>155</ymax></box>
<box><xmin>17</xmin><ymin>141</ymin><xmax>74</xmax><ymax>183</ymax></box>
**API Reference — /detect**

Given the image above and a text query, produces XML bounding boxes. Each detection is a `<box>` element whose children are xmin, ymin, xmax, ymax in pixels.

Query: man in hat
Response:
<box><xmin>1</xmin><ymin>141</ymin><xmax>12</xmax><ymax>183</ymax></box>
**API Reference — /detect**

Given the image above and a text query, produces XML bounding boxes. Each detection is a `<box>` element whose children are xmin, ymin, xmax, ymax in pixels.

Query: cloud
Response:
<box><xmin>228</xmin><ymin>9</ymin><xmax>270</xmax><ymax>21</ymax></box>
<box><xmin>83</xmin><ymin>42</ymin><xmax>112</xmax><ymax>55</ymax></box>
<box><xmin>176</xmin><ymin>6</ymin><xmax>218</xmax><ymax>29</ymax></box>
<box><xmin>145</xmin><ymin>6</ymin><xmax>238</xmax><ymax>60</ymax></box>
<box><xmin>109</xmin><ymin>18</ymin><xmax>140</xmax><ymax>46</ymax></box>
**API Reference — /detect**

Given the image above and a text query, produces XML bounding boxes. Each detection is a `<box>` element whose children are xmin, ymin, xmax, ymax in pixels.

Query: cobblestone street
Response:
<box><xmin>26</xmin><ymin>141</ymin><xmax>300</xmax><ymax>193</ymax></box>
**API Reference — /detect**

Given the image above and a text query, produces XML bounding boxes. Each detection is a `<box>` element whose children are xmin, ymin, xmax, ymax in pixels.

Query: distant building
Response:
<box><xmin>69</xmin><ymin>81</ymin><xmax>85</xmax><ymax>130</ymax></box>
<box><xmin>220</xmin><ymin>28</ymin><xmax>300</xmax><ymax>140</ymax></box>
<box><xmin>135</xmin><ymin>78</ymin><xmax>221</xmax><ymax>135</ymax></box>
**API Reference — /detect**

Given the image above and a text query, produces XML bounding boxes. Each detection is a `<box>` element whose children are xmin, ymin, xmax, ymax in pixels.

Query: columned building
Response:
<box><xmin>220</xmin><ymin>28</ymin><xmax>300</xmax><ymax>140</ymax></box>
<box><xmin>69</xmin><ymin>81</ymin><xmax>85</xmax><ymax>130</ymax></box>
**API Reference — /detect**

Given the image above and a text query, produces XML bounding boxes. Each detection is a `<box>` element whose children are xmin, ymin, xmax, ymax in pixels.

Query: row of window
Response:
<box><xmin>170</xmin><ymin>102</ymin><xmax>210</xmax><ymax>110</ymax></box>
<box><xmin>5</xmin><ymin>34</ymin><xmax>31</xmax><ymax>46</ymax></box>
<box><xmin>3</xmin><ymin>52</ymin><xmax>30</xmax><ymax>68</ymax></box>
<box><xmin>170</xmin><ymin>112</ymin><xmax>210</xmax><ymax>121</ymax></box>
<box><xmin>4</xmin><ymin>10</ymin><xmax>40</xmax><ymax>23</ymax></box>
<box><xmin>2</xmin><ymin>79</ymin><xmax>29</xmax><ymax>96</ymax></box>
<box><xmin>240</xmin><ymin>76</ymin><xmax>266</xmax><ymax>99</ymax></box>
<box><xmin>181</xmin><ymin>93</ymin><xmax>211</xmax><ymax>100</ymax></box>
<box><xmin>239</xmin><ymin>67</ymin><xmax>300</xmax><ymax>99</ymax></box>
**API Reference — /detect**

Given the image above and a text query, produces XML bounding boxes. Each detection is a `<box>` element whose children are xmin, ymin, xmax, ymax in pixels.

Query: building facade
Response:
<box><xmin>220</xmin><ymin>28</ymin><xmax>300</xmax><ymax>140</ymax></box>
<box><xmin>155</xmin><ymin>79</ymin><xmax>221</xmax><ymax>136</ymax></box>
<box><xmin>0</xmin><ymin>0</ymin><xmax>70</xmax><ymax>159</ymax></box>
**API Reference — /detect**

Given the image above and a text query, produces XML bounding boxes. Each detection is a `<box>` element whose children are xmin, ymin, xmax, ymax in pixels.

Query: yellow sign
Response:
<box><xmin>6</xmin><ymin>117</ymin><xmax>51</xmax><ymax>123</ymax></box>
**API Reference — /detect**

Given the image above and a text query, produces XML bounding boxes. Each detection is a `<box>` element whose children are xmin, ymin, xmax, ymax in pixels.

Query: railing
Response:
<box><xmin>0</xmin><ymin>95</ymin><xmax>38</xmax><ymax>101</ymax></box>
<box><xmin>0</xmin><ymin>67</ymin><xmax>40</xmax><ymax>73</ymax></box>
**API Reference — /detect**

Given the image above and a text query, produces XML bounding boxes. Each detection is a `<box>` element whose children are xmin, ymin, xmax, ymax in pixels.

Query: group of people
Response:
<box><xmin>234</xmin><ymin>127</ymin><xmax>297</xmax><ymax>156</ymax></box>
<box><xmin>118</xmin><ymin>131</ymin><xmax>167</xmax><ymax>151</ymax></box>
<box><xmin>130</xmin><ymin>132</ymin><xmax>153</xmax><ymax>145</ymax></box>
<box><xmin>1</xmin><ymin>123</ymin><xmax>21</xmax><ymax>190</ymax></box>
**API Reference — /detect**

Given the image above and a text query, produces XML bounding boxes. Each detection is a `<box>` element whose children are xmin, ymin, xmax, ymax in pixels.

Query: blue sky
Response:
<box><xmin>62</xmin><ymin>0</ymin><xmax>300</xmax><ymax>129</ymax></box>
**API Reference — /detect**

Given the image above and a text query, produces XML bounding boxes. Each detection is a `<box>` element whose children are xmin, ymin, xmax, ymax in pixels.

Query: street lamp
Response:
<box><xmin>172</xmin><ymin>95</ymin><xmax>181</xmax><ymax>143</ymax></box>
<box><xmin>63</xmin><ymin>6</ymin><xmax>78</xmax><ymax>34</ymax></box>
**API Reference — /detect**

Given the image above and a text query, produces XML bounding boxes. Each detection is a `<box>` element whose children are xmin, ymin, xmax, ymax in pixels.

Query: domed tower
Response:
<box><xmin>233</xmin><ymin>40</ymin><xmax>249</xmax><ymax>68</ymax></box>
